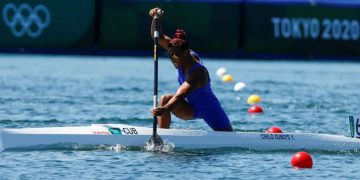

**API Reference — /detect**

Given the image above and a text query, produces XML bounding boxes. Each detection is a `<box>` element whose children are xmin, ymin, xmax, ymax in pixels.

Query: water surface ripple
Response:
<box><xmin>1</xmin><ymin>55</ymin><xmax>360</xmax><ymax>179</ymax></box>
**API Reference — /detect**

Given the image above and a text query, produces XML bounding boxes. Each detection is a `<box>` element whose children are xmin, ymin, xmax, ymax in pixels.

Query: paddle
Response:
<box><xmin>148</xmin><ymin>10</ymin><xmax>164</xmax><ymax>147</ymax></box>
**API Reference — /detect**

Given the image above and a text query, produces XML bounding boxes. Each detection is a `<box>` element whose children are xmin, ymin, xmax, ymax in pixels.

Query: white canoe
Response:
<box><xmin>2</xmin><ymin>123</ymin><xmax>360</xmax><ymax>151</ymax></box>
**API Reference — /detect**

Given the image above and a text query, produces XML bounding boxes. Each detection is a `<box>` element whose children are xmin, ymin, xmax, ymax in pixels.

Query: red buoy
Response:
<box><xmin>248</xmin><ymin>105</ymin><xmax>263</xmax><ymax>113</ymax></box>
<box><xmin>291</xmin><ymin>151</ymin><xmax>313</xmax><ymax>169</ymax></box>
<box><xmin>266</xmin><ymin>126</ymin><xmax>283</xmax><ymax>133</ymax></box>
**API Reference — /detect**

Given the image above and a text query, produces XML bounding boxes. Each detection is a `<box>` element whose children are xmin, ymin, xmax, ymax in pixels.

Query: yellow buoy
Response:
<box><xmin>247</xmin><ymin>94</ymin><xmax>261</xmax><ymax>104</ymax></box>
<box><xmin>221</xmin><ymin>74</ymin><xmax>233</xmax><ymax>82</ymax></box>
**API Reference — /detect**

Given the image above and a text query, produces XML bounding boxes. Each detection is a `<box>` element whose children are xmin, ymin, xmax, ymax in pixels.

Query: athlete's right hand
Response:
<box><xmin>151</xmin><ymin>107</ymin><xmax>168</xmax><ymax>116</ymax></box>
<box><xmin>149</xmin><ymin>7</ymin><xmax>164</xmax><ymax>18</ymax></box>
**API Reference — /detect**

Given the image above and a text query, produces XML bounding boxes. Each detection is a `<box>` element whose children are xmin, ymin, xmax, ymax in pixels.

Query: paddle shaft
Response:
<box><xmin>153</xmin><ymin>16</ymin><xmax>159</xmax><ymax>136</ymax></box>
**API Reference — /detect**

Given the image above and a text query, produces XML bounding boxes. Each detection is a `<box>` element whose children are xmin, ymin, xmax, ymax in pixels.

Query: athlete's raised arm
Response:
<box><xmin>149</xmin><ymin>7</ymin><xmax>172</xmax><ymax>50</ymax></box>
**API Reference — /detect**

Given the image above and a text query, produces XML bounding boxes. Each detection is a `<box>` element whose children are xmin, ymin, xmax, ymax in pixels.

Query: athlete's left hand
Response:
<box><xmin>151</xmin><ymin>107</ymin><xmax>167</xmax><ymax>116</ymax></box>
<box><xmin>149</xmin><ymin>7</ymin><xmax>164</xmax><ymax>18</ymax></box>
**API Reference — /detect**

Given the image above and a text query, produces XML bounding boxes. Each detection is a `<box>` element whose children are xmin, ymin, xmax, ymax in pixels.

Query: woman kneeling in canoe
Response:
<box><xmin>149</xmin><ymin>7</ymin><xmax>233</xmax><ymax>131</ymax></box>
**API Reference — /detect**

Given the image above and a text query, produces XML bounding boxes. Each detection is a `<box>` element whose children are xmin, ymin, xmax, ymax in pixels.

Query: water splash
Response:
<box><xmin>104</xmin><ymin>144</ymin><xmax>128</xmax><ymax>152</ymax></box>
<box><xmin>54</xmin><ymin>144</ymin><xmax>129</xmax><ymax>152</ymax></box>
<box><xmin>143</xmin><ymin>140</ymin><xmax>175</xmax><ymax>153</ymax></box>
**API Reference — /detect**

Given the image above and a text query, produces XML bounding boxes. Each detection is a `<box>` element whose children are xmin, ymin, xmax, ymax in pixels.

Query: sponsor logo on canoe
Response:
<box><xmin>93</xmin><ymin>131</ymin><xmax>111</xmax><ymax>135</ymax></box>
<box><xmin>108</xmin><ymin>128</ymin><xmax>122</xmax><ymax>135</ymax></box>
<box><xmin>260</xmin><ymin>133</ymin><xmax>295</xmax><ymax>140</ymax></box>
<box><xmin>122</xmin><ymin>128</ymin><xmax>138</xmax><ymax>135</ymax></box>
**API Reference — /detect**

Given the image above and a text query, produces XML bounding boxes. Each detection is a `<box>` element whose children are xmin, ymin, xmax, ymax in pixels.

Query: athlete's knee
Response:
<box><xmin>160</xmin><ymin>94</ymin><xmax>173</xmax><ymax>106</ymax></box>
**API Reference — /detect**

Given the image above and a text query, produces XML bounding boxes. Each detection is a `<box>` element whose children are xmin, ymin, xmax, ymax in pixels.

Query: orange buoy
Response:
<box><xmin>248</xmin><ymin>105</ymin><xmax>263</xmax><ymax>113</ymax></box>
<box><xmin>266</xmin><ymin>126</ymin><xmax>283</xmax><ymax>133</ymax></box>
<box><xmin>290</xmin><ymin>151</ymin><xmax>313</xmax><ymax>169</ymax></box>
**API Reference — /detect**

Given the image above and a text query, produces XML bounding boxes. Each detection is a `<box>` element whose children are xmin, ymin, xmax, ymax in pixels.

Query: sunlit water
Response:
<box><xmin>0</xmin><ymin>54</ymin><xmax>360</xmax><ymax>179</ymax></box>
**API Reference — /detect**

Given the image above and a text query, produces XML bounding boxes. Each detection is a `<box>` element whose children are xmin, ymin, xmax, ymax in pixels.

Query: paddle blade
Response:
<box><xmin>145</xmin><ymin>133</ymin><xmax>164</xmax><ymax>151</ymax></box>
<box><xmin>148</xmin><ymin>133</ymin><xmax>163</xmax><ymax>147</ymax></box>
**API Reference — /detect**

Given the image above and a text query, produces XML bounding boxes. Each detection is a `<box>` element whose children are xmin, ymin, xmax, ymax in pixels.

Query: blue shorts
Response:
<box><xmin>192</xmin><ymin>107</ymin><xmax>232</xmax><ymax>131</ymax></box>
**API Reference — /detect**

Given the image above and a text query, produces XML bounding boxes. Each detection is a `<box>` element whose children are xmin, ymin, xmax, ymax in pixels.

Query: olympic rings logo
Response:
<box><xmin>2</xmin><ymin>3</ymin><xmax>51</xmax><ymax>38</ymax></box>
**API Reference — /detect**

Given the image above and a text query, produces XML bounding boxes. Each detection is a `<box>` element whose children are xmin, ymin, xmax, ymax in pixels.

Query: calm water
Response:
<box><xmin>0</xmin><ymin>54</ymin><xmax>360</xmax><ymax>179</ymax></box>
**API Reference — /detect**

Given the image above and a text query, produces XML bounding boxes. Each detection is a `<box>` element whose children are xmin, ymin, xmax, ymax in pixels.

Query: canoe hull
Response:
<box><xmin>2</xmin><ymin>124</ymin><xmax>360</xmax><ymax>151</ymax></box>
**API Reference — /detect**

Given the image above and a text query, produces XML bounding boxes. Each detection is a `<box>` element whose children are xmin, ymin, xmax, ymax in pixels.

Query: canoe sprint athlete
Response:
<box><xmin>149</xmin><ymin>7</ymin><xmax>233</xmax><ymax>131</ymax></box>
